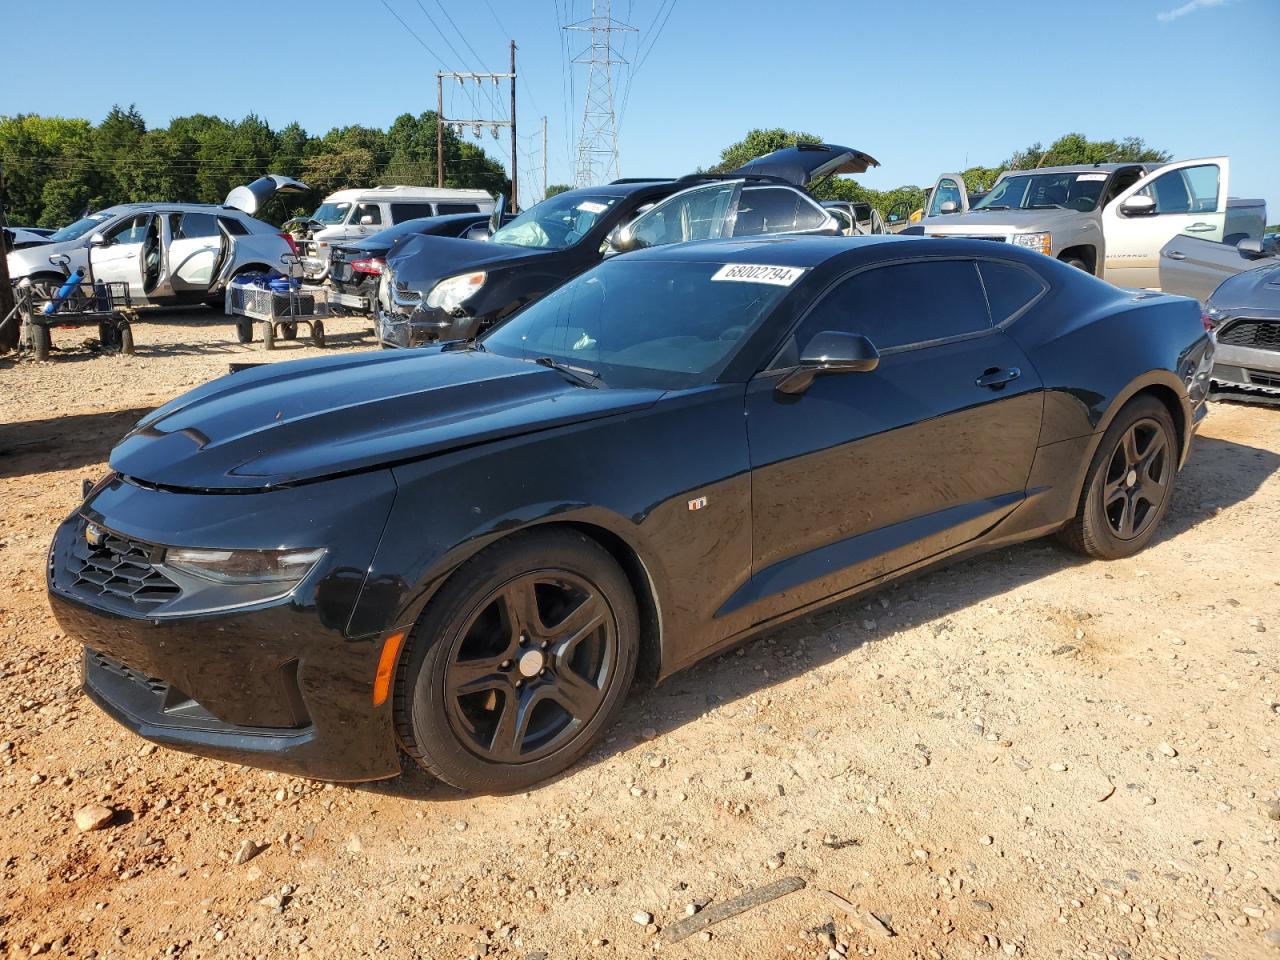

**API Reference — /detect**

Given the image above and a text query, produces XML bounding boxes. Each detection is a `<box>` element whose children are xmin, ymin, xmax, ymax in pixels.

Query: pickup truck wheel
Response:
<box><xmin>1062</xmin><ymin>257</ymin><xmax>1089</xmax><ymax>272</ymax></box>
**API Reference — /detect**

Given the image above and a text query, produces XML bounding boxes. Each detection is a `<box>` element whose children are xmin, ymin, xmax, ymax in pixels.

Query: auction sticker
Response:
<box><xmin>711</xmin><ymin>263</ymin><xmax>806</xmax><ymax>286</ymax></box>
<box><xmin>1075</xmin><ymin>173</ymin><xmax>1107</xmax><ymax>182</ymax></box>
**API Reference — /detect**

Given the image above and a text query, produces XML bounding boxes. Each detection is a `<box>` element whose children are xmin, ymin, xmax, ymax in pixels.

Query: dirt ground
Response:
<box><xmin>1</xmin><ymin>310</ymin><xmax>1278</xmax><ymax>960</ymax></box>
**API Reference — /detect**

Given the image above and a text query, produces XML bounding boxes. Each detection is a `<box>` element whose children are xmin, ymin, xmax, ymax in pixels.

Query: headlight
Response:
<box><xmin>425</xmin><ymin>271</ymin><xmax>486</xmax><ymax>312</ymax></box>
<box><xmin>1012</xmin><ymin>232</ymin><xmax>1052</xmax><ymax>256</ymax></box>
<box><xmin>163</xmin><ymin>547</ymin><xmax>325</xmax><ymax>585</ymax></box>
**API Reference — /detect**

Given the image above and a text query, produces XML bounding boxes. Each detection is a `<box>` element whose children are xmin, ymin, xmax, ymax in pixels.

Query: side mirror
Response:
<box><xmin>1237</xmin><ymin>237</ymin><xmax>1266</xmax><ymax>260</ymax></box>
<box><xmin>1120</xmin><ymin>195</ymin><xmax>1157</xmax><ymax>218</ymax></box>
<box><xmin>359</xmin><ymin>215</ymin><xmax>374</xmax><ymax>225</ymax></box>
<box><xmin>939</xmin><ymin>200</ymin><xmax>959</xmax><ymax>215</ymax></box>
<box><xmin>606</xmin><ymin>225</ymin><xmax>642</xmax><ymax>256</ymax></box>
<box><xmin>776</xmin><ymin>331</ymin><xmax>880</xmax><ymax>395</ymax></box>
<box><xmin>464</xmin><ymin>224</ymin><xmax>492</xmax><ymax>242</ymax></box>
<box><xmin>87</xmin><ymin>232</ymin><xmax>106</xmax><ymax>247</ymax></box>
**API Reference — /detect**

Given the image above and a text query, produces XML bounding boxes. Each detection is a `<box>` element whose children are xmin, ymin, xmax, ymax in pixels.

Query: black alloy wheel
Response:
<box><xmin>444</xmin><ymin>572</ymin><xmax>616</xmax><ymax>764</ymax></box>
<box><xmin>1100</xmin><ymin>418</ymin><xmax>1168</xmax><ymax>541</ymax></box>
<box><xmin>395</xmin><ymin>529</ymin><xmax>639</xmax><ymax>792</ymax></box>
<box><xmin>1059</xmin><ymin>395</ymin><xmax>1177</xmax><ymax>559</ymax></box>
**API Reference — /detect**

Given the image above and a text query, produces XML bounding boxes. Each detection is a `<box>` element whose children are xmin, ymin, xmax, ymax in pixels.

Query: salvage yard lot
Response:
<box><xmin>1</xmin><ymin>314</ymin><xmax>1278</xmax><ymax>960</ymax></box>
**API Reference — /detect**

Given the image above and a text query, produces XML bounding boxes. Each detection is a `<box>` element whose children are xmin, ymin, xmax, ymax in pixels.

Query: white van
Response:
<box><xmin>294</xmin><ymin>185</ymin><xmax>494</xmax><ymax>279</ymax></box>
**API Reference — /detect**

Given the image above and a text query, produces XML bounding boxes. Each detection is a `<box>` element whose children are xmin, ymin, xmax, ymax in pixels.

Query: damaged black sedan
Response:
<box><xmin>49</xmin><ymin>236</ymin><xmax>1212</xmax><ymax>791</ymax></box>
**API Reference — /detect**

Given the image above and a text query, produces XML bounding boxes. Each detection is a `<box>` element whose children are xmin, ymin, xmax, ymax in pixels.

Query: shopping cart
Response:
<box><xmin>224</xmin><ymin>255</ymin><xmax>331</xmax><ymax>350</ymax></box>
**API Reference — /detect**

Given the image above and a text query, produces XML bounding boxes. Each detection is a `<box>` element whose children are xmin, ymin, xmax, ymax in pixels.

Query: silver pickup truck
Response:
<box><xmin>914</xmin><ymin>158</ymin><xmax>1257</xmax><ymax>289</ymax></box>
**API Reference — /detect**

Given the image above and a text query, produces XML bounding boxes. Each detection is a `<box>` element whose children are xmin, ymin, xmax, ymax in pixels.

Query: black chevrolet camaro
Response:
<box><xmin>49</xmin><ymin>236</ymin><xmax>1213</xmax><ymax>792</ymax></box>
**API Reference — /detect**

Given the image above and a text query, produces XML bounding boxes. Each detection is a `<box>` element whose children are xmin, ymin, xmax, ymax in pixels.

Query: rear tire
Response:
<box><xmin>235</xmin><ymin>319</ymin><xmax>253</xmax><ymax>344</ymax></box>
<box><xmin>394</xmin><ymin>529</ymin><xmax>639</xmax><ymax>793</ymax></box>
<box><xmin>281</xmin><ymin>322</ymin><xmax>298</xmax><ymax>340</ymax></box>
<box><xmin>1058</xmin><ymin>395</ymin><xmax>1177</xmax><ymax>559</ymax></box>
<box><xmin>262</xmin><ymin>321</ymin><xmax>275</xmax><ymax>350</ymax></box>
<box><xmin>311</xmin><ymin>320</ymin><xmax>326</xmax><ymax>348</ymax></box>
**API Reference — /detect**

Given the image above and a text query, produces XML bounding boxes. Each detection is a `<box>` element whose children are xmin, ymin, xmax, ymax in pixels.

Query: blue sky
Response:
<box><xmin>4</xmin><ymin>0</ymin><xmax>1278</xmax><ymax>215</ymax></box>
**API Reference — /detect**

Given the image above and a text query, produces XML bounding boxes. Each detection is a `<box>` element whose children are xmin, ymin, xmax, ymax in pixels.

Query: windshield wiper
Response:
<box><xmin>533</xmin><ymin>356</ymin><xmax>602</xmax><ymax>388</ymax></box>
<box><xmin>1028</xmin><ymin>203</ymin><xmax>1066</xmax><ymax>209</ymax></box>
<box><xmin>978</xmin><ymin>204</ymin><xmax>1010</xmax><ymax>210</ymax></box>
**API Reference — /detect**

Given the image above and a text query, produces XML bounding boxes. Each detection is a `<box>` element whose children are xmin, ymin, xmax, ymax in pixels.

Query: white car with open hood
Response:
<box><xmin>6</xmin><ymin>175</ymin><xmax>307</xmax><ymax>307</ymax></box>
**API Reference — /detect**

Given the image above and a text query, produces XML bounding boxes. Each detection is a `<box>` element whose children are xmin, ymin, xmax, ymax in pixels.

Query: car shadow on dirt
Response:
<box><xmin>0</xmin><ymin>407</ymin><xmax>154</xmax><ymax>478</ymax></box>
<box><xmin>358</xmin><ymin>430</ymin><xmax>1280</xmax><ymax>800</ymax></box>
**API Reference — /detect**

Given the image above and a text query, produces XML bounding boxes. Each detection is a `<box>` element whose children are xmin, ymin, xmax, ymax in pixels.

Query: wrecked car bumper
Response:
<box><xmin>376</xmin><ymin>306</ymin><xmax>480</xmax><ymax>349</ymax></box>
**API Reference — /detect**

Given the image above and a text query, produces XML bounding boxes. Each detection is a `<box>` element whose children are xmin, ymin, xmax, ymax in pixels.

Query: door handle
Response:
<box><xmin>1185</xmin><ymin>223</ymin><xmax>1214</xmax><ymax>233</ymax></box>
<box><xmin>1165</xmin><ymin>251</ymin><xmax>1187</xmax><ymax>260</ymax></box>
<box><xmin>975</xmin><ymin>367</ymin><xmax>1020</xmax><ymax>390</ymax></box>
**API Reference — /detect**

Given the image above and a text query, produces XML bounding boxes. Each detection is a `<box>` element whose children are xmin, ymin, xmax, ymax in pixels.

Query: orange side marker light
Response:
<box><xmin>372</xmin><ymin>631</ymin><xmax>407</xmax><ymax>706</ymax></box>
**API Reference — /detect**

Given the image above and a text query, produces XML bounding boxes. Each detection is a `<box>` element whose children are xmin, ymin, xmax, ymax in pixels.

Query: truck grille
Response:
<box><xmin>70</xmin><ymin>526</ymin><xmax>180</xmax><ymax>609</ymax></box>
<box><xmin>1217</xmin><ymin>320</ymin><xmax>1280</xmax><ymax>352</ymax></box>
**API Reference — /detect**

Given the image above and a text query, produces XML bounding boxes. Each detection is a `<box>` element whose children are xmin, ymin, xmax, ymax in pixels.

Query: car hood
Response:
<box><xmin>110</xmin><ymin>350</ymin><xmax>663</xmax><ymax>491</ymax></box>
<box><xmin>386</xmin><ymin>235</ymin><xmax>554</xmax><ymax>294</ymax></box>
<box><xmin>922</xmin><ymin>209</ymin><xmax>1089</xmax><ymax>235</ymax></box>
<box><xmin>1209</xmin><ymin>261</ymin><xmax>1280</xmax><ymax>311</ymax></box>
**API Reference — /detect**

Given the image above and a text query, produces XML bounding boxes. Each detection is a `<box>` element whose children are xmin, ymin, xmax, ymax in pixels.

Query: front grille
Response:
<box><xmin>70</xmin><ymin>526</ymin><xmax>180</xmax><ymax>609</ymax></box>
<box><xmin>959</xmin><ymin>235</ymin><xmax>1008</xmax><ymax>242</ymax></box>
<box><xmin>1249</xmin><ymin>370</ymin><xmax>1280</xmax><ymax>388</ymax></box>
<box><xmin>1217</xmin><ymin>319</ymin><xmax>1280</xmax><ymax>352</ymax></box>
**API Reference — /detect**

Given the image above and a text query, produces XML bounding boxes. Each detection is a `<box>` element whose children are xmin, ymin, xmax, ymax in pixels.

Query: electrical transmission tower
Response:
<box><xmin>565</xmin><ymin>1</ymin><xmax>635</xmax><ymax>187</ymax></box>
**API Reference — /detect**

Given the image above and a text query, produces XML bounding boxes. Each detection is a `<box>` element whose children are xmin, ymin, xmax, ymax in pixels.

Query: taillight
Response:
<box><xmin>278</xmin><ymin>232</ymin><xmax>298</xmax><ymax>256</ymax></box>
<box><xmin>1201</xmin><ymin>312</ymin><xmax>1216</xmax><ymax>333</ymax></box>
<box><xmin>350</xmin><ymin>257</ymin><xmax>385</xmax><ymax>276</ymax></box>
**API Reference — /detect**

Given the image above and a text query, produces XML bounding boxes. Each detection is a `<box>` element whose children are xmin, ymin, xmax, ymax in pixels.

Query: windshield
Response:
<box><xmin>48</xmin><ymin>213</ymin><xmax>111</xmax><ymax>243</ymax></box>
<box><xmin>490</xmin><ymin>193</ymin><xmax>620</xmax><ymax>250</ymax></box>
<box><xmin>311</xmin><ymin>201</ymin><xmax>352</xmax><ymax>225</ymax></box>
<box><xmin>481</xmin><ymin>259</ymin><xmax>796</xmax><ymax>389</ymax></box>
<box><xmin>973</xmin><ymin>171</ymin><xmax>1110</xmax><ymax>213</ymax></box>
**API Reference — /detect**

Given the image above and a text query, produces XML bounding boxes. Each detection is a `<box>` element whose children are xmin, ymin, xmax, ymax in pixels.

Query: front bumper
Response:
<box><xmin>48</xmin><ymin>473</ymin><xmax>404</xmax><ymax>781</ymax></box>
<box><xmin>376</xmin><ymin>306</ymin><xmax>480</xmax><ymax>349</ymax></box>
<box><xmin>1210</xmin><ymin>344</ymin><xmax>1280</xmax><ymax>395</ymax></box>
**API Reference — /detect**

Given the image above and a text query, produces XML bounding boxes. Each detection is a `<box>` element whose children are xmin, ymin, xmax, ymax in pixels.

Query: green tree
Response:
<box><xmin>545</xmin><ymin>183</ymin><xmax>573</xmax><ymax>198</ymax></box>
<box><xmin>710</xmin><ymin>128</ymin><xmax>822</xmax><ymax>173</ymax></box>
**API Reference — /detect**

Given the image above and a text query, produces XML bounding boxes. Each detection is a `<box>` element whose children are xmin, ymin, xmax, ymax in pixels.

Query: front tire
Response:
<box><xmin>394</xmin><ymin>529</ymin><xmax>639</xmax><ymax>793</ymax></box>
<box><xmin>1058</xmin><ymin>395</ymin><xmax>1177</xmax><ymax>559</ymax></box>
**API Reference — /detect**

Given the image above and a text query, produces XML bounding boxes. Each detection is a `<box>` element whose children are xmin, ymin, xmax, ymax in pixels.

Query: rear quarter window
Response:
<box><xmin>977</xmin><ymin>260</ymin><xmax>1047</xmax><ymax>325</ymax></box>
<box><xmin>436</xmin><ymin>203</ymin><xmax>481</xmax><ymax>215</ymax></box>
<box><xmin>218</xmin><ymin>216</ymin><xmax>250</xmax><ymax>236</ymax></box>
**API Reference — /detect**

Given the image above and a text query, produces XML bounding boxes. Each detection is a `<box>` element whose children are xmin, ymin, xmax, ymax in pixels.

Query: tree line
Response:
<box><xmin>0</xmin><ymin>105</ymin><xmax>511</xmax><ymax>228</ymax></box>
<box><xmin>1</xmin><ymin>106</ymin><xmax>1172</xmax><ymax>231</ymax></box>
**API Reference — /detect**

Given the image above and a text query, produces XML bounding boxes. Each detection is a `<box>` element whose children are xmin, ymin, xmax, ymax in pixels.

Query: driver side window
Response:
<box><xmin>790</xmin><ymin>260</ymin><xmax>992</xmax><ymax>357</ymax></box>
<box><xmin>629</xmin><ymin>182</ymin><xmax>737</xmax><ymax>249</ymax></box>
<box><xmin>928</xmin><ymin>179</ymin><xmax>962</xmax><ymax>217</ymax></box>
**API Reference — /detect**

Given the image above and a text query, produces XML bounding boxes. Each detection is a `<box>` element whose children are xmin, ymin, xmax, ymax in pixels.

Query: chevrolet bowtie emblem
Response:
<box><xmin>84</xmin><ymin>523</ymin><xmax>105</xmax><ymax>548</ymax></box>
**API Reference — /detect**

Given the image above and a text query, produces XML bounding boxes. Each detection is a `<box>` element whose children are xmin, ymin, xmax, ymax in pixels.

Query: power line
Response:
<box><xmin>411</xmin><ymin>0</ymin><xmax>498</xmax><ymax>117</ymax></box>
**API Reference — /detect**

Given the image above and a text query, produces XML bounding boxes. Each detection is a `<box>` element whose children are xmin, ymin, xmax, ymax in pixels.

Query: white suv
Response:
<box><xmin>6</xmin><ymin>175</ymin><xmax>306</xmax><ymax>307</ymax></box>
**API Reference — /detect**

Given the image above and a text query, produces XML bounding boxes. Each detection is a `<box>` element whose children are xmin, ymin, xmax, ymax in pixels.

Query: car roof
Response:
<box><xmin>553</xmin><ymin>180</ymin><xmax>677</xmax><ymax>200</ymax></box>
<box><xmin>98</xmin><ymin>202</ymin><xmax>256</xmax><ymax>217</ymax></box>
<box><xmin>999</xmin><ymin>163</ymin><xmax>1156</xmax><ymax>177</ymax></box>
<box><xmin>620</xmin><ymin>234</ymin><xmax>1056</xmax><ymax>269</ymax></box>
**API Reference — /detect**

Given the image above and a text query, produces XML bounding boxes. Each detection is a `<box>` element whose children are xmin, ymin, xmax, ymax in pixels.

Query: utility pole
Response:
<box><xmin>436</xmin><ymin>76</ymin><xmax>445</xmax><ymax>188</ymax></box>
<box><xmin>435</xmin><ymin>46</ymin><xmax>519</xmax><ymax>208</ymax></box>
<box><xmin>509</xmin><ymin>41</ymin><xmax>518</xmax><ymax>211</ymax></box>
<box><xmin>0</xmin><ymin>162</ymin><xmax>17</xmax><ymax>353</ymax></box>
<box><xmin>566</xmin><ymin>0</ymin><xmax>635</xmax><ymax>187</ymax></box>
